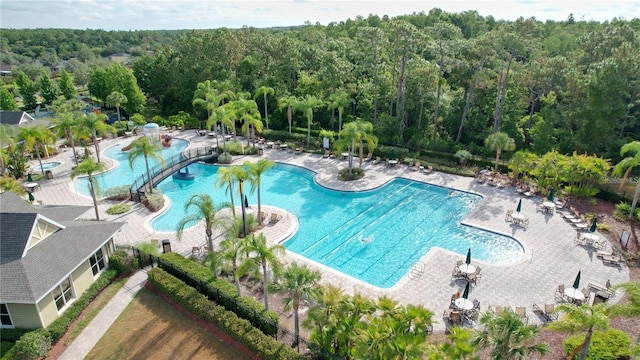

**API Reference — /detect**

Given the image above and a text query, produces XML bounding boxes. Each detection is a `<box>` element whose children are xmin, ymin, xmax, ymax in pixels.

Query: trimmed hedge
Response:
<box><xmin>158</xmin><ymin>253</ymin><xmax>279</xmax><ymax>335</ymax></box>
<box><xmin>147</xmin><ymin>268</ymin><xmax>304</xmax><ymax>360</ymax></box>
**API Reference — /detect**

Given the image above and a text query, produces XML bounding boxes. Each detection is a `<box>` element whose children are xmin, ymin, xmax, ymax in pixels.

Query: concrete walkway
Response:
<box><xmin>58</xmin><ymin>270</ymin><xmax>148</xmax><ymax>360</ymax></box>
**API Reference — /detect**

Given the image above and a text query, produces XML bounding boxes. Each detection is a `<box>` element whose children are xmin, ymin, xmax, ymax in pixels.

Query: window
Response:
<box><xmin>53</xmin><ymin>277</ymin><xmax>75</xmax><ymax>311</ymax></box>
<box><xmin>0</xmin><ymin>304</ymin><xmax>12</xmax><ymax>327</ymax></box>
<box><xmin>90</xmin><ymin>248</ymin><xmax>106</xmax><ymax>276</ymax></box>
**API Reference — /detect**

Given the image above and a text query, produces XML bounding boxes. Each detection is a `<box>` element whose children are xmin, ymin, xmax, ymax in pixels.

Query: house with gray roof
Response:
<box><xmin>0</xmin><ymin>191</ymin><xmax>124</xmax><ymax>329</ymax></box>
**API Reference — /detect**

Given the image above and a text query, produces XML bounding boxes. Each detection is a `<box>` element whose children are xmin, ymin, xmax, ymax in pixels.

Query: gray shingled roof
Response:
<box><xmin>0</xmin><ymin>192</ymin><xmax>124</xmax><ymax>303</ymax></box>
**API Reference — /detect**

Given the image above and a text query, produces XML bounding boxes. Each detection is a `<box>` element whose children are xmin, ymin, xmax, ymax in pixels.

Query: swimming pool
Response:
<box><xmin>32</xmin><ymin>161</ymin><xmax>61</xmax><ymax>172</ymax></box>
<box><xmin>74</xmin><ymin>139</ymin><xmax>189</xmax><ymax>197</ymax></box>
<box><xmin>153</xmin><ymin>163</ymin><xmax>525</xmax><ymax>288</ymax></box>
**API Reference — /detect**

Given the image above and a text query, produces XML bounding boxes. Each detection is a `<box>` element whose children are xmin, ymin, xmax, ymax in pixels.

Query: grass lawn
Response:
<box><xmin>85</xmin><ymin>288</ymin><xmax>248</xmax><ymax>360</ymax></box>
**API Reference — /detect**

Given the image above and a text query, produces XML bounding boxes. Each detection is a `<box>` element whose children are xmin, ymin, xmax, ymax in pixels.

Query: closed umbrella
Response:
<box><xmin>547</xmin><ymin>189</ymin><xmax>554</xmax><ymax>202</ymax></box>
<box><xmin>390</xmin><ymin>149</ymin><xmax>395</xmax><ymax>160</ymax></box>
<box><xmin>27</xmin><ymin>173</ymin><xmax>33</xmax><ymax>182</ymax></box>
<box><xmin>589</xmin><ymin>217</ymin><xmax>597</xmax><ymax>233</ymax></box>
<box><xmin>244</xmin><ymin>195</ymin><xmax>249</xmax><ymax>208</ymax></box>
<box><xmin>516</xmin><ymin>199</ymin><xmax>522</xmax><ymax>213</ymax></box>
<box><xmin>572</xmin><ymin>271</ymin><xmax>581</xmax><ymax>289</ymax></box>
<box><xmin>465</xmin><ymin>248</ymin><xmax>471</xmax><ymax>265</ymax></box>
<box><xmin>462</xmin><ymin>281</ymin><xmax>471</xmax><ymax>299</ymax></box>
<box><xmin>28</xmin><ymin>192</ymin><xmax>34</xmax><ymax>202</ymax></box>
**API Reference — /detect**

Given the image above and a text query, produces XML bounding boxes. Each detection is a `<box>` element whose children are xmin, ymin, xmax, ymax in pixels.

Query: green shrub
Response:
<box><xmin>102</xmin><ymin>185</ymin><xmax>131</xmax><ymax>200</ymax></box>
<box><xmin>614</xmin><ymin>202</ymin><xmax>632</xmax><ymax>221</ymax></box>
<box><xmin>147</xmin><ymin>268</ymin><xmax>304</xmax><ymax>360</ymax></box>
<box><xmin>106</xmin><ymin>203</ymin><xmax>131</xmax><ymax>215</ymax></box>
<box><xmin>108</xmin><ymin>250</ymin><xmax>139</xmax><ymax>275</ymax></box>
<box><xmin>1</xmin><ymin>341</ymin><xmax>14</xmax><ymax>358</ymax></box>
<box><xmin>158</xmin><ymin>253</ymin><xmax>279</xmax><ymax>335</ymax></box>
<box><xmin>143</xmin><ymin>189</ymin><xmax>164</xmax><ymax>212</ymax></box>
<box><xmin>0</xmin><ymin>329</ymin><xmax>33</xmax><ymax>343</ymax></box>
<box><xmin>217</xmin><ymin>152</ymin><xmax>233</xmax><ymax>164</ymax></box>
<box><xmin>563</xmin><ymin>329</ymin><xmax>631</xmax><ymax>360</ymax></box>
<box><xmin>11</xmin><ymin>330</ymin><xmax>51</xmax><ymax>360</ymax></box>
<box><xmin>338</xmin><ymin>167</ymin><xmax>365</xmax><ymax>181</ymax></box>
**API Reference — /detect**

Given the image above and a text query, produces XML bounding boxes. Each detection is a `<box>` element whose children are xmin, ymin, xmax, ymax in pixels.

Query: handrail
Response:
<box><xmin>130</xmin><ymin>146</ymin><xmax>216</xmax><ymax>196</ymax></box>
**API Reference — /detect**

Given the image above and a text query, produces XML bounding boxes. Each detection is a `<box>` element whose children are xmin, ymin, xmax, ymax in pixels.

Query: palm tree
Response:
<box><xmin>77</xmin><ymin>113</ymin><xmax>115</xmax><ymax>163</ymax></box>
<box><xmin>472</xmin><ymin>309</ymin><xmax>549</xmax><ymax>359</ymax></box>
<box><xmin>485</xmin><ymin>131</ymin><xmax>516</xmax><ymax>172</ymax></box>
<box><xmin>547</xmin><ymin>303</ymin><xmax>609</xmax><ymax>360</ymax></box>
<box><xmin>220</xmin><ymin>102</ymin><xmax>238</xmax><ymax>151</ymax></box>
<box><xmin>278</xmin><ymin>95</ymin><xmax>298</xmax><ymax>135</ymax></box>
<box><xmin>296</xmin><ymin>95</ymin><xmax>324</xmax><ymax>148</ymax></box>
<box><xmin>608</xmin><ymin>281</ymin><xmax>640</xmax><ymax>317</ymax></box>
<box><xmin>304</xmin><ymin>284</ymin><xmax>346</xmax><ymax>356</ymax></box>
<box><xmin>231</xmin><ymin>165</ymin><xmax>250</xmax><ymax>237</ymax></box>
<box><xmin>106</xmin><ymin>91</ymin><xmax>128</xmax><ymax>123</ymax></box>
<box><xmin>236</xmin><ymin>99</ymin><xmax>263</xmax><ymax>147</ymax></box>
<box><xmin>127</xmin><ymin>136</ymin><xmax>163</xmax><ymax>194</ymax></box>
<box><xmin>51</xmin><ymin>113</ymin><xmax>80</xmax><ymax>165</ymax></box>
<box><xmin>203</xmin><ymin>250</ymin><xmax>225</xmax><ymax>279</ymax></box>
<box><xmin>432</xmin><ymin>327</ymin><xmax>479</xmax><ymax>360</ymax></box>
<box><xmin>219</xmin><ymin>235</ymin><xmax>248</xmax><ymax>295</ymax></box>
<box><xmin>269</xmin><ymin>262</ymin><xmax>322</xmax><ymax>349</ymax></box>
<box><xmin>70</xmin><ymin>158</ymin><xmax>106</xmax><ymax>220</ymax></box>
<box><xmin>0</xmin><ymin>175</ymin><xmax>26</xmax><ymax>195</ymax></box>
<box><xmin>336</xmin><ymin>120</ymin><xmax>378</xmax><ymax>174</ymax></box>
<box><xmin>244</xmin><ymin>159</ymin><xmax>274</xmax><ymax>220</ymax></box>
<box><xmin>254</xmin><ymin>86</ymin><xmax>274</xmax><ymax>129</ymax></box>
<box><xmin>216</xmin><ymin>166</ymin><xmax>237</xmax><ymax>216</ymax></box>
<box><xmin>0</xmin><ymin>124</ymin><xmax>16</xmax><ymax>176</ymax></box>
<box><xmin>18</xmin><ymin>125</ymin><xmax>49</xmax><ymax>177</ymax></box>
<box><xmin>175</xmin><ymin>194</ymin><xmax>230</xmax><ymax>254</ymax></box>
<box><xmin>242</xmin><ymin>233</ymin><xmax>285</xmax><ymax>310</ymax></box>
<box><xmin>613</xmin><ymin>141</ymin><xmax>640</xmax><ymax>216</ymax></box>
<box><xmin>193</xmin><ymin>80</ymin><xmax>223</xmax><ymax>129</ymax></box>
<box><xmin>327</xmin><ymin>92</ymin><xmax>352</xmax><ymax>134</ymax></box>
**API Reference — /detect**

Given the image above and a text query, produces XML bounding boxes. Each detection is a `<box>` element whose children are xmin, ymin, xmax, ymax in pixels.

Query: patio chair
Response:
<box><xmin>259</xmin><ymin>211</ymin><xmax>268</xmax><ymax>224</ymax></box>
<box><xmin>555</xmin><ymin>284</ymin><xmax>566</xmax><ymax>302</ymax></box>
<box><xmin>581</xmin><ymin>287</ymin><xmax>591</xmax><ymax>304</ymax></box>
<box><xmin>443</xmin><ymin>309</ymin><xmax>462</xmax><ymax>326</ymax></box>
<box><xmin>150</xmin><ymin>239</ymin><xmax>160</xmax><ymax>247</ymax></box>
<box><xmin>505</xmin><ymin>210</ymin><xmax>513</xmax><ymax>222</ymax></box>
<box><xmin>322</xmin><ymin>149</ymin><xmax>330</xmax><ymax>158</ymax></box>
<box><xmin>270</xmin><ymin>213</ymin><xmax>280</xmax><ymax>224</ymax></box>
<box><xmin>468</xmin><ymin>266</ymin><xmax>482</xmax><ymax>284</ymax></box>
<box><xmin>411</xmin><ymin>161</ymin><xmax>420</xmax><ymax>171</ymax></box>
<box><xmin>489</xmin><ymin>305</ymin><xmax>504</xmax><ymax>314</ymax></box>
<box><xmin>515</xmin><ymin>306</ymin><xmax>528</xmax><ymax>321</ymax></box>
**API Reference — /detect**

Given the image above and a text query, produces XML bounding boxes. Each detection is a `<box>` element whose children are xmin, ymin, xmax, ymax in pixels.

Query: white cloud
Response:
<box><xmin>1</xmin><ymin>0</ymin><xmax>638</xmax><ymax>30</ymax></box>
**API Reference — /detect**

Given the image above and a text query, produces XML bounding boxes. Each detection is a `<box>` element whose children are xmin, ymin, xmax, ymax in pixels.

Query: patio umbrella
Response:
<box><xmin>244</xmin><ymin>195</ymin><xmax>249</xmax><ymax>208</ymax></box>
<box><xmin>572</xmin><ymin>271</ymin><xmax>581</xmax><ymax>289</ymax></box>
<box><xmin>390</xmin><ymin>149</ymin><xmax>395</xmax><ymax>160</ymax></box>
<box><xmin>547</xmin><ymin>189</ymin><xmax>554</xmax><ymax>202</ymax></box>
<box><xmin>516</xmin><ymin>199</ymin><xmax>522</xmax><ymax>213</ymax></box>
<box><xmin>28</xmin><ymin>192</ymin><xmax>34</xmax><ymax>202</ymax></box>
<box><xmin>462</xmin><ymin>281</ymin><xmax>471</xmax><ymax>299</ymax></box>
<box><xmin>27</xmin><ymin>173</ymin><xmax>33</xmax><ymax>182</ymax></box>
<box><xmin>589</xmin><ymin>217</ymin><xmax>597</xmax><ymax>232</ymax></box>
<box><xmin>465</xmin><ymin>248</ymin><xmax>471</xmax><ymax>265</ymax></box>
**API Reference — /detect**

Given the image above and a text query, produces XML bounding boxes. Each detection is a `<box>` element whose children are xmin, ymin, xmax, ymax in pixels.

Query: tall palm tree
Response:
<box><xmin>336</xmin><ymin>120</ymin><xmax>378</xmax><ymax>174</ymax></box>
<box><xmin>77</xmin><ymin>113</ymin><xmax>115</xmax><ymax>163</ymax></box>
<box><xmin>296</xmin><ymin>95</ymin><xmax>324</xmax><ymax>148</ymax></box>
<box><xmin>51</xmin><ymin>113</ymin><xmax>80</xmax><ymax>165</ymax></box>
<box><xmin>70</xmin><ymin>158</ymin><xmax>106</xmax><ymax>220</ymax></box>
<box><xmin>304</xmin><ymin>284</ymin><xmax>346</xmax><ymax>356</ymax></box>
<box><xmin>231</xmin><ymin>165</ymin><xmax>250</xmax><ymax>237</ymax></box>
<box><xmin>106</xmin><ymin>91</ymin><xmax>128</xmax><ymax>123</ymax></box>
<box><xmin>269</xmin><ymin>262</ymin><xmax>322</xmax><ymax>350</ymax></box>
<box><xmin>236</xmin><ymin>99</ymin><xmax>263</xmax><ymax>147</ymax></box>
<box><xmin>548</xmin><ymin>303</ymin><xmax>609</xmax><ymax>360</ymax></box>
<box><xmin>254</xmin><ymin>86</ymin><xmax>274</xmax><ymax>129</ymax></box>
<box><xmin>328</xmin><ymin>91</ymin><xmax>352</xmax><ymax>134</ymax></box>
<box><xmin>219</xmin><ymin>235</ymin><xmax>248</xmax><ymax>295</ymax></box>
<box><xmin>220</xmin><ymin>102</ymin><xmax>238</xmax><ymax>151</ymax></box>
<box><xmin>216</xmin><ymin>166</ymin><xmax>237</xmax><ymax>216</ymax></box>
<box><xmin>242</xmin><ymin>233</ymin><xmax>285</xmax><ymax>310</ymax></box>
<box><xmin>127</xmin><ymin>136</ymin><xmax>164</xmax><ymax>194</ymax></box>
<box><xmin>613</xmin><ymin>141</ymin><xmax>640</xmax><ymax>216</ymax></box>
<box><xmin>52</xmin><ymin>98</ymin><xmax>85</xmax><ymax>164</ymax></box>
<box><xmin>244</xmin><ymin>159</ymin><xmax>274</xmax><ymax>220</ymax></box>
<box><xmin>278</xmin><ymin>95</ymin><xmax>298</xmax><ymax>135</ymax></box>
<box><xmin>207</xmin><ymin>105</ymin><xmax>227</xmax><ymax>151</ymax></box>
<box><xmin>193</xmin><ymin>80</ymin><xmax>223</xmax><ymax>129</ymax></box>
<box><xmin>0</xmin><ymin>124</ymin><xmax>16</xmax><ymax>176</ymax></box>
<box><xmin>175</xmin><ymin>194</ymin><xmax>230</xmax><ymax>254</ymax></box>
<box><xmin>472</xmin><ymin>309</ymin><xmax>549</xmax><ymax>359</ymax></box>
<box><xmin>485</xmin><ymin>131</ymin><xmax>516</xmax><ymax>172</ymax></box>
<box><xmin>18</xmin><ymin>125</ymin><xmax>49</xmax><ymax>177</ymax></box>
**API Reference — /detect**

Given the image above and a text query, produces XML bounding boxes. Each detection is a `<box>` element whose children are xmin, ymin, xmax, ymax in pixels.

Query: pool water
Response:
<box><xmin>74</xmin><ymin>139</ymin><xmax>189</xmax><ymax>197</ymax></box>
<box><xmin>32</xmin><ymin>162</ymin><xmax>61</xmax><ymax>172</ymax></box>
<box><xmin>153</xmin><ymin>163</ymin><xmax>525</xmax><ymax>288</ymax></box>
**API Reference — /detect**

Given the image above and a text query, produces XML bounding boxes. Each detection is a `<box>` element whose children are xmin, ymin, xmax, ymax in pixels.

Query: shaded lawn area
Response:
<box><xmin>85</xmin><ymin>288</ymin><xmax>248</xmax><ymax>360</ymax></box>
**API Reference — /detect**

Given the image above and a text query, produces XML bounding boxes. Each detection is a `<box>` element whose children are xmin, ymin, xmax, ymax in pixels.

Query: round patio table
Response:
<box><xmin>458</xmin><ymin>264</ymin><xmax>476</xmax><ymax>274</ymax></box>
<box><xmin>454</xmin><ymin>298</ymin><xmax>474</xmax><ymax>310</ymax></box>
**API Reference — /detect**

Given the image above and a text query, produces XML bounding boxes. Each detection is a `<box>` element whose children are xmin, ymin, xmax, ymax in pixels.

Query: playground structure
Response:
<box><xmin>121</xmin><ymin>123</ymin><xmax>172</xmax><ymax>151</ymax></box>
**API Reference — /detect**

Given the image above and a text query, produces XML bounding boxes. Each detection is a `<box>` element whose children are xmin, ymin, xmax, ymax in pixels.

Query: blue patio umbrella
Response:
<box><xmin>462</xmin><ymin>281</ymin><xmax>471</xmax><ymax>299</ymax></box>
<box><xmin>572</xmin><ymin>271</ymin><xmax>581</xmax><ymax>289</ymax></box>
<box><xmin>589</xmin><ymin>217</ymin><xmax>597</xmax><ymax>232</ymax></box>
<box><xmin>547</xmin><ymin>189</ymin><xmax>554</xmax><ymax>202</ymax></box>
<box><xmin>516</xmin><ymin>199</ymin><xmax>522</xmax><ymax>213</ymax></box>
<box><xmin>465</xmin><ymin>248</ymin><xmax>471</xmax><ymax>265</ymax></box>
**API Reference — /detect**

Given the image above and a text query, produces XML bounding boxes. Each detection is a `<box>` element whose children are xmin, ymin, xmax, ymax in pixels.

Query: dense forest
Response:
<box><xmin>1</xmin><ymin>9</ymin><xmax>639</xmax><ymax>163</ymax></box>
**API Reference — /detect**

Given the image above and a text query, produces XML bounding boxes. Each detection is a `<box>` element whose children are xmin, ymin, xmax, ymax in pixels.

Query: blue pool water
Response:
<box><xmin>74</xmin><ymin>139</ymin><xmax>189</xmax><ymax>197</ymax></box>
<box><xmin>32</xmin><ymin>161</ymin><xmax>61</xmax><ymax>172</ymax></box>
<box><xmin>153</xmin><ymin>163</ymin><xmax>525</xmax><ymax>288</ymax></box>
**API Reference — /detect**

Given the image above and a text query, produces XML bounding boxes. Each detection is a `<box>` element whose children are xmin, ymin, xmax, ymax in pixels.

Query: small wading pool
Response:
<box><xmin>32</xmin><ymin>162</ymin><xmax>61</xmax><ymax>172</ymax></box>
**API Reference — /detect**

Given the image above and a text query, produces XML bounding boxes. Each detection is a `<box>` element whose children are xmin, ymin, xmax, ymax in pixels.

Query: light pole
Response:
<box><xmin>239</xmin><ymin>179</ymin><xmax>248</xmax><ymax>238</ymax></box>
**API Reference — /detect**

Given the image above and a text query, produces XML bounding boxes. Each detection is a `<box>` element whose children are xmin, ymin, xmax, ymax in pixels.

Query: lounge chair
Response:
<box><xmin>322</xmin><ymin>149</ymin><xmax>330</xmax><ymax>158</ymax></box>
<box><xmin>601</xmin><ymin>253</ymin><xmax>624</xmax><ymax>265</ymax></box>
<box><xmin>424</xmin><ymin>165</ymin><xmax>433</xmax><ymax>174</ymax></box>
<box><xmin>373</xmin><ymin>156</ymin><xmax>382</xmax><ymax>164</ymax></box>
<box><xmin>588</xmin><ymin>279</ymin><xmax>614</xmax><ymax>296</ymax></box>
<box><xmin>410</xmin><ymin>161</ymin><xmax>420</xmax><ymax>171</ymax></box>
<box><xmin>259</xmin><ymin>211</ymin><xmax>268</xmax><ymax>223</ymax></box>
<box><xmin>270</xmin><ymin>213</ymin><xmax>280</xmax><ymax>224</ymax></box>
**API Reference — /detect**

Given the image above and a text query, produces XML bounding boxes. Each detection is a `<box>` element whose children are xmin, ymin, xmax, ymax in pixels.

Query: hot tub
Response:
<box><xmin>32</xmin><ymin>162</ymin><xmax>61</xmax><ymax>172</ymax></box>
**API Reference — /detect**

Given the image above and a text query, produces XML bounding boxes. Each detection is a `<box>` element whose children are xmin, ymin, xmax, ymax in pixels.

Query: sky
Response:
<box><xmin>1</xmin><ymin>0</ymin><xmax>639</xmax><ymax>31</ymax></box>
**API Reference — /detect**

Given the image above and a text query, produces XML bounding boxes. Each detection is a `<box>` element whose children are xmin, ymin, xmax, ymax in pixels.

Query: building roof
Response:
<box><xmin>0</xmin><ymin>111</ymin><xmax>52</xmax><ymax>131</ymax></box>
<box><xmin>0</xmin><ymin>192</ymin><xmax>124</xmax><ymax>303</ymax></box>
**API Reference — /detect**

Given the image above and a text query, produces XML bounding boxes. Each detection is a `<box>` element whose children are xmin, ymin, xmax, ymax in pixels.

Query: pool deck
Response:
<box><xmin>30</xmin><ymin>130</ymin><xmax>629</xmax><ymax>332</ymax></box>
